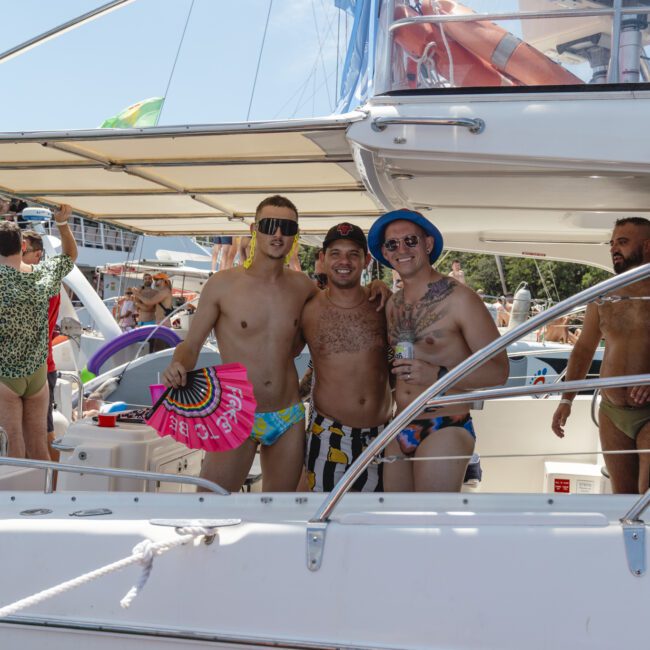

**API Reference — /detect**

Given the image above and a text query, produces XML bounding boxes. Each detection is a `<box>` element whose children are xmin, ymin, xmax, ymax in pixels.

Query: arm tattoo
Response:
<box><xmin>389</xmin><ymin>278</ymin><xmax>455</xmax><ymax>343</ymax></box>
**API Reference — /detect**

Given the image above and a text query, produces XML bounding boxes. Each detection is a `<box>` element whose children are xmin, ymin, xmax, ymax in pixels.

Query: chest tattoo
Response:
<box><xmin>315</xmin><ymin>305</ymin><xmax>386</xmax><ymax>354</ymax></box>
<box><xmin>389</xmin><ymin>278</ymin><xmax>455</xmax><ymax>343</ymax></box>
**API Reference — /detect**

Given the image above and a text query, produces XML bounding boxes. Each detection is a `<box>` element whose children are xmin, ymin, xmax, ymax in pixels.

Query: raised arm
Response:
<box><xmin>54</xmin><ymin>204</ymin><xmax>78</xmax><ymax>262</ymax></box>
<box><xmin>134</xmin><ymin>287</ymin><xmax>167</xmax><ymax>308</ymax></box>
<box><xmin>161</xmin><ymin>278</ymin><xmax>221</xmax><ymax>388</ymax></box>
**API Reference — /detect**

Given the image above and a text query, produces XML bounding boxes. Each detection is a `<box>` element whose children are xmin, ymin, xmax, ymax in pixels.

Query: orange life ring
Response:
<box><xmin>422</xmin><ymin>0</ymin><xmax>582</xmax><ymax>86</ymax></box>
<box><xmin>394</xmin><ymin>4</ymin><xmax>514</xmax><ymax>88</ymax></box>
<box><xmin>52</xmin><ymin>334</ymin><xmax>68</xmax><ymax>346</ymax></box>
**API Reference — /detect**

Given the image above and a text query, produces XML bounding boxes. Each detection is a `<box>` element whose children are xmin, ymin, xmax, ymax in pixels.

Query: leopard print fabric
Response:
<box><xmin>0</xmin><ymin>255</ymin><xmax>73</xmax><ymax>378</ymax></box>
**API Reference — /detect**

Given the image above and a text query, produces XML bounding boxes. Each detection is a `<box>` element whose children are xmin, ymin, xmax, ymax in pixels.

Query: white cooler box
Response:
<box><xmin>543</xmin><ymin>461</ymin><xmax>610</xmax><ymax>495</ymax></box>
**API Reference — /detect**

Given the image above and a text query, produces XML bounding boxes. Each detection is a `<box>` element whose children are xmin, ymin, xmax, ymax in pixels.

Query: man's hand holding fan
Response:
<box><xmin>146</xmin><ymin>364</ymin><xmax>256</xmax><ymax>452</ymax></box>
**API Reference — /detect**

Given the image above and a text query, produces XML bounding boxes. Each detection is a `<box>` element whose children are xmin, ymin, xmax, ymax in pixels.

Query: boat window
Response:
<box><xmin>376</xmin><ymin>0</ymin><xmax>650</xmax><ymax>93</ymax></box>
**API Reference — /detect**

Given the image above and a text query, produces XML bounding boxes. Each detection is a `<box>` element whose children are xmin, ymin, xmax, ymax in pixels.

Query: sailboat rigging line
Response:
<box><xmin>293</xmin><ymin>67</ymin><xmax>338</xmax><ymax>118</ymax></box>
<box><xmin>274</xmin><ymin>63</ymin><xmax>317</xmax><ymax>119</ymax></box>
<box><xmin>289</xmin><ymin>6</ymin><xmax>338</xmax><ymax>118</ymax></box>
<box><xmin>310</xmin><ymin>0</ymin><xmax>333</xmax><ymax>112</ymax></box>
<box><xmin>158</xmin><ymin>0</ymin><xmax>196</xmax><ymax>126</ymax></box>
<box><xmin>0</xmin><ymin>0</ymin><xmax>136</xmax><ymax>65</ymax></box>
<box><xmin>547</xmin><ymin>261</ymin><xmax>562</xmax><ymax>303</ymax></box>
<box><xmin>534</xmin><ymin>259</ymin><xmax>553</xmax><ymax>303</ymax></box>
<box><xmin>247</xmin><ymin>0</ymin><xmax>274</xmax><ymax>121</ymax></box>
<box><xmin>336</xmin><ymin>8</ymin><xmax>340</xmax><ymax>104</ymax></box>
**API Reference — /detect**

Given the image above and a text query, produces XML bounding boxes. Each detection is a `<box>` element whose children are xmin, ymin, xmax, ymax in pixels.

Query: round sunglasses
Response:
<box><xmin>382</xmin><ymin>235</ymin><xmax>421</xmax><ymax>252</ymax></box>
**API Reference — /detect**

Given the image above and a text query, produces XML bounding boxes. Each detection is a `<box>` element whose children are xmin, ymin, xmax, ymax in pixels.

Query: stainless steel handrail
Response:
<box><xmin>372</xmin><ymin>116</ymin><xmax>485</xmax><ymax>134</ymax></box>
<box><xmin>389</xmin><ymin>7</ymin><xmax>650</xmax><ymax>29</ymax></box>
<box><xmin>622</xmin><ymin>490</ymin><xmax>650</xmax><ymax>523</ymax></box>
<box><xmin>609</xmin><ymin>0</ymin><xmax>624</xmax><ymax>83</ymax></box>
<box><xmin>420</xmin><ymin>374</ymin><xmax>650</xmax><ymax>410</ymax></box>
<box><xmin>310</xmin><ymin>262</ymin><xmax>650</xmax><ymax>523</ymax></box>
<box><xmin>0</xmin><ymin>457</ymin><xmax>229</xmax><ymax>495</ymax></box>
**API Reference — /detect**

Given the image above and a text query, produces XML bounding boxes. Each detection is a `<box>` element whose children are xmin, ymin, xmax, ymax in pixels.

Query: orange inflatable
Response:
<box><xmin>420</xmin><ymin>0</ymin><xmax>582</xmax><ymax>86</ymax></box>
<box><xmin>52</xmin><ymin>335</ymin><xmax>68</xmax><ymax>346</ymax></box>
<box><xmin>394</xmin><ymin>4</ymin><xmax>514</xmax><ymax>87</ymax></box>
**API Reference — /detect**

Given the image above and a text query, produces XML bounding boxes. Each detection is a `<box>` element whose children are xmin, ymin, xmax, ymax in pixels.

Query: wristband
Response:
<box><xmin>55</xmin><ymin>220</ymin><xmax>69</xmax><ymax>226</ymax></box>
<box><xmin>560</xmin><ymin>399</ymin><xmax>573</xmax><ymax>406</ymax></box>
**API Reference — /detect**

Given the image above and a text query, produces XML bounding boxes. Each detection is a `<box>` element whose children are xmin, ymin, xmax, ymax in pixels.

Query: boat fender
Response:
<box><xmin>507</xmin><ymin>283</ymin><xmax>532</xmax><ymax>331</ymax></box>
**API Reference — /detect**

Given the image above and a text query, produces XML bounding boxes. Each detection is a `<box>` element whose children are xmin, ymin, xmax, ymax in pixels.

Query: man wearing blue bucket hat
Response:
<box><xmin>368</xmin><ymin>209</ymin><xmax>509</xmax><ymax>492</ymax></box>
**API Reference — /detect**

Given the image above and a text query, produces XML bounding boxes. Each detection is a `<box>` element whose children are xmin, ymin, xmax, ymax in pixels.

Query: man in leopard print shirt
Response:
<box><xmin>0</xmin><ymin>205</ymin><xmax>77</xmax><ymax>459</ymax></box>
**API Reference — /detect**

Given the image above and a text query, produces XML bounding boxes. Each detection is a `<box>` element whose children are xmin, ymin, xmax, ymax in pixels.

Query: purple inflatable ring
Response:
<box><xmin>87</xmin><ymin>325</ymin><xmax>182</xmax><ymax>375</ymax></box>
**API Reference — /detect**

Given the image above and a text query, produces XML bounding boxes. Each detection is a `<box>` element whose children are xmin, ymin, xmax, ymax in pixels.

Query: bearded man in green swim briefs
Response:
<box><xmin>0</xmin><ymin>205</ymin><xmax>77</xmax><ymax>459</ymax></box>
<box><xmin>162</xmin><ymin>196</ymin><xmax>389</xmax><ymax>492</ymax></box>
<box><xmin>552</xmin><ymin>217</ymin><xmax>650</xmax><ymax>494</ymax></box>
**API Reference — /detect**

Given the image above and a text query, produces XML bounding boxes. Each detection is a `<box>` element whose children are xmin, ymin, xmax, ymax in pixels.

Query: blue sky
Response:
<box><xmin>0</xmin><ymin>0</ymin><xmax>348</xmax><ymax>131</ymax></box>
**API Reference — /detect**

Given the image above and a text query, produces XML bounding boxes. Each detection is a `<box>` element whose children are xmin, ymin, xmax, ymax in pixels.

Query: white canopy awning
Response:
<box><xmin>0</xmin><ymin>112</ymin><xmax>384</xmax><ymax>236</ymax></box>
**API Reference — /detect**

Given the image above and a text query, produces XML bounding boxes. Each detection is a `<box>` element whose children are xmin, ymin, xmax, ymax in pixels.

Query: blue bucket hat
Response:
<box><xmin>368</xmin><ymin>209</ymin><xmax>444</xmax><ymax>269</ymax></box>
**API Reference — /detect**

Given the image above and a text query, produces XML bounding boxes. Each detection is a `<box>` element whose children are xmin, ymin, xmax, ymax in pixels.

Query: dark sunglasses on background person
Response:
<box><xmin>256</xmin><ymin>217</ymin><xmax>299</xmax><ymax>237</ymax></box>
<box><xmin>382</xmin><ymin>234</ymin><xmax>421</xmax><ymax>252</ymax></box>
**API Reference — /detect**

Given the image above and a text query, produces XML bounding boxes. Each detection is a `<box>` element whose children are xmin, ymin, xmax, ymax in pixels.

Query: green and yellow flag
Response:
<box><xmin>100</xmin><ymin>97</ymin><xmax>164</xmax><ymax>128</ymax></box>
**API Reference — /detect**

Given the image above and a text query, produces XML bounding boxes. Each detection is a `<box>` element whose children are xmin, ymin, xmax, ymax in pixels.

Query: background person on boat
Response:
<box><xmin>312</xmin><ymin>248</ymin><xmax>327</xmax><ymax>290</ymax></box>
<box><xmin>0</xmin><ymin>205</ymin><xmax>77</xmax><ymax>459</ymax></box>
<box><xmin>552</xmin><ymin>217</ymin><xmax>650</xmax><ymax>494</ymax></box>
<box><xmin>448</xmin><ymin>259</ymin><xmax>466</xmax><ymax>285</ymax></box>
<box><xmin>21</xmin><ymin>228</ymin><xmax>66</xmax><ymax>461</ymax></box>
<box><xmin>538</xmin><ymin>314</ymin><xmax>582</xmax><ymax>345</ymax></box>
<box><xmin>211</xmin><ymin>236</ymin><xmax>236</xmax><ymax>272</ymax></box>
<box><xmin>301</xmin><ymin>223</ymin><xmax>392</xmax><ymax>492</ymax></box>
<box><xmin>495</xmin><ymin>294</ymin><xmax>512</xmax><ymax>327</ymax></box>
<box><xmin>368</xmin><ymin>209</ymin><xmax>509</xmax><ymax>492</ymax></box>
<box><xmin>116</xmin><ymin>288</ymin><xmax>137</xmax><ymax>331</ymax></box>
<box><xmin>132</xmin><ymin>272</ymin><xmax>174</xmax><ymax>326</ymax></box>
<box><xmin>133</xmin><ymin>272</ymin><xmax>157</xmax><ymax>326</ymax></box>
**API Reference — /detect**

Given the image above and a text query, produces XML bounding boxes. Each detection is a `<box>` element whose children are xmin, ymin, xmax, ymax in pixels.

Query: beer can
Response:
<box><xmin>394</xmin><ymin>341</ymin><xmax>414</xmax><ymax>360</ymax></box>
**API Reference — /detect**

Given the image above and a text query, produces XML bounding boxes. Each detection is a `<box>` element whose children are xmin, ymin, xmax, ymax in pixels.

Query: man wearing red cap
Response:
<box><xmin>368</xmin><ymin>209</ymin><xmax>508</xmax><ymax>492</ymax></box>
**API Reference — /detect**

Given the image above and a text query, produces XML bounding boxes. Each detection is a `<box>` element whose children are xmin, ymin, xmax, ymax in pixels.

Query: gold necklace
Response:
<box><xmin>325</xmin><ymin>288</ymin><xmax>367</xmax><ymax>310</ymax></box>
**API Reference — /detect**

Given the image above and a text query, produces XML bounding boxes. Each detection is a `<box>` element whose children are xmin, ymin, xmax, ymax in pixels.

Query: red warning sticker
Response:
<box><xmin>554</xmin><ymin>478</ymin><xmax>570</xmax><ymax>493</ymax></box>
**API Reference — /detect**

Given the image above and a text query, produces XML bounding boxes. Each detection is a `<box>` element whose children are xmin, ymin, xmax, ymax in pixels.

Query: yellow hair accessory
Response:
<box><xmin>284</xmin><ymin>234</ymin><xmax>299</xmax><ymax>266</ymax></box>
<box><xmin>243</xmin><ymin>231</ymin><xmax>257</xmax><ymax>269</ymax></box>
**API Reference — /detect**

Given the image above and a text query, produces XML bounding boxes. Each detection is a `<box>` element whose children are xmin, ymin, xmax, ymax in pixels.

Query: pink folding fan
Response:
<box><xmin>146</xmin><ymin>364</ymin><xmax>256</xmax><ymax>452</ymax></box>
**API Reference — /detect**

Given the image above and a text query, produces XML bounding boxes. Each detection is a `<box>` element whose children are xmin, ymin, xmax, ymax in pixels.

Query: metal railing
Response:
<box><xmin>310</xmin><ymin>262</ymin><xmax>650</xmax><ymax>523</ymax></box>
<box><xmin>383</xmin><ymin>2</ymin><xmax>650</xmax><ymax>87</ymax></box>
<box><xmin>0</xmin><ymin>456</ymin><xmax>228</xmax><ymax>495</ymax></box>
<box><xmin>371</xmin><ymin>116</ymin><xmax>485</xmax><ymax>134</ymax></box>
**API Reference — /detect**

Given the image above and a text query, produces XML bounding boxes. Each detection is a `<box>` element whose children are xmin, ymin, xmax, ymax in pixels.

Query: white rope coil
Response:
<box><xmin>0</xmin><ymin>526</ymin><xmax>214</xmax><ymax>618</ymax></box>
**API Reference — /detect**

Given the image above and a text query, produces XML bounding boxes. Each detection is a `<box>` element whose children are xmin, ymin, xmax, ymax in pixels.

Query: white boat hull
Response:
<box><xmin>0</xmin><ymin>491</ymin><xmax>645</xmax><ymax>649</ymax></box>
